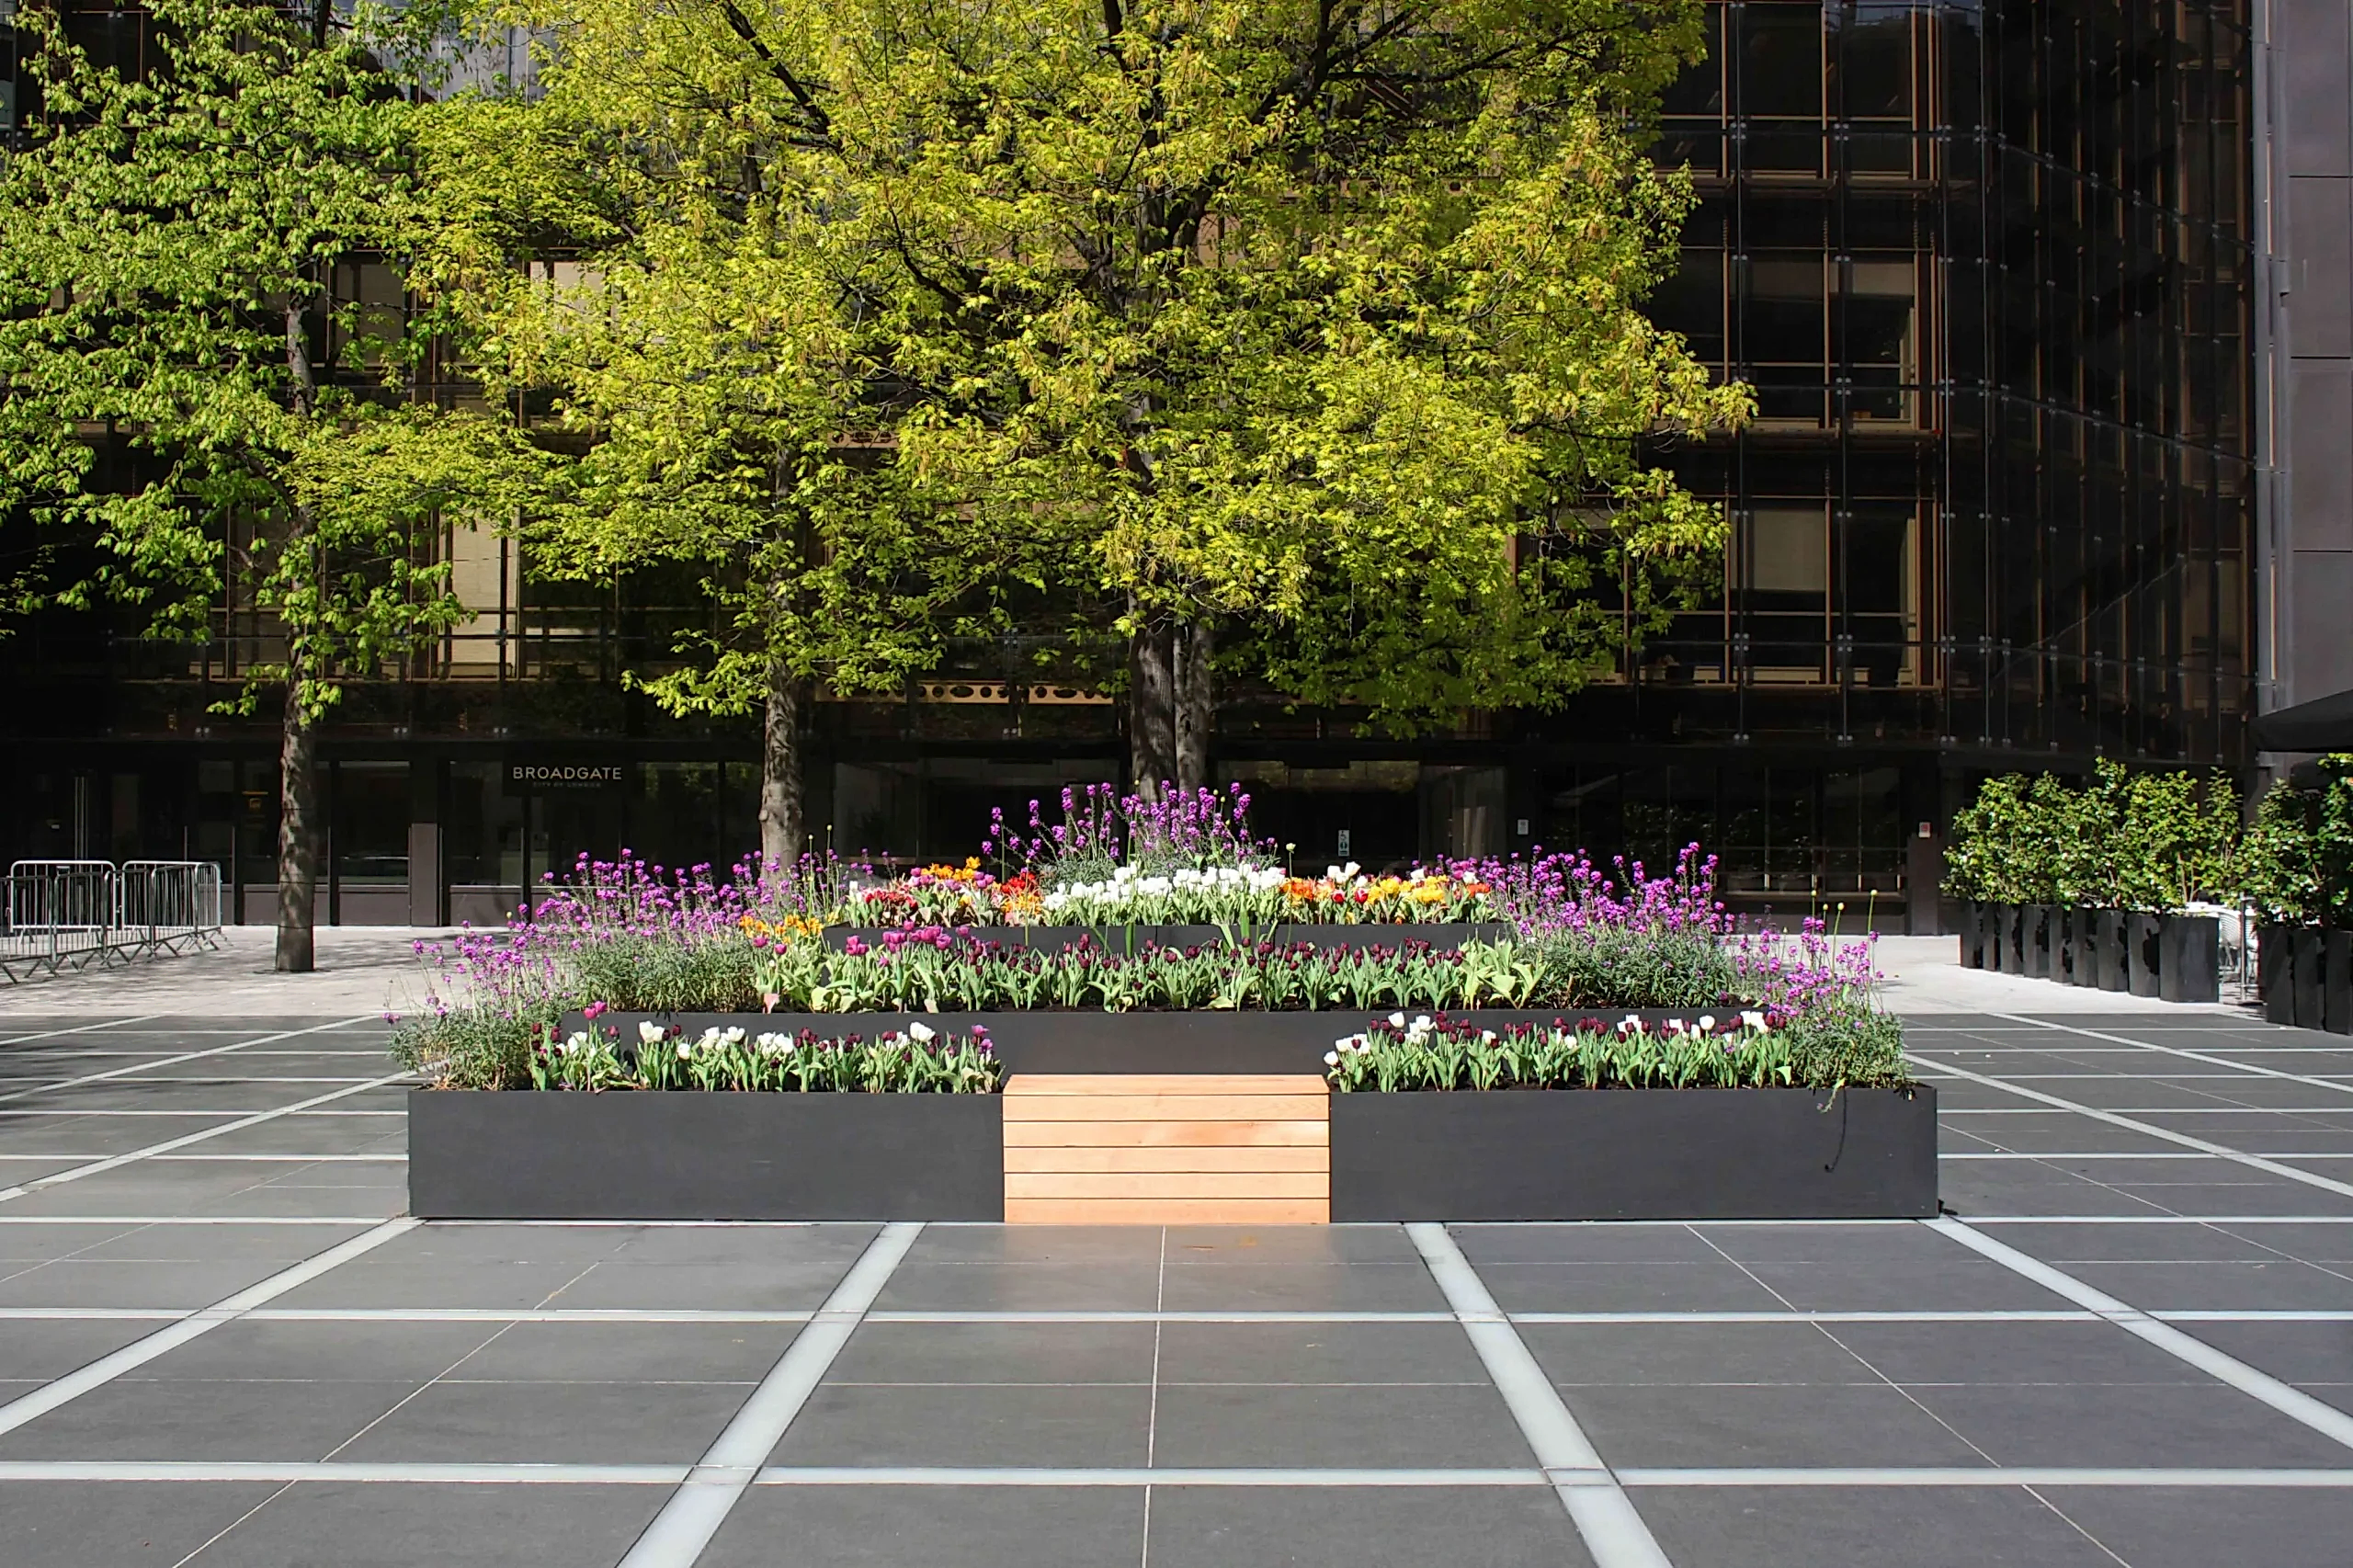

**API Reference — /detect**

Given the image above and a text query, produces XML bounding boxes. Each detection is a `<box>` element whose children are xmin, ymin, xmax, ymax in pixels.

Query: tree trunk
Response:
<box><xmin>1127</xmin><ymin>611</ymin><xmax>1176</xmax><ymax>801</ymax></box>
<box><xmin>1174</xmin><ymin>618</ymin><xmax>1213</xmax><ymax>796</ymax></box>
<box><xmin>275</xmin><ymin>294</ymin><xmax>321</xmax><ymax>973</ymax></box>
<box><xmin>275</xmin><ymin>675</ymin><xmax>318</xmax><ymax>973</ymax></box>
<box><xmin>758</xmin><ymin>655</ymin><xmax>805</xmax><ymax>870</ymax></box>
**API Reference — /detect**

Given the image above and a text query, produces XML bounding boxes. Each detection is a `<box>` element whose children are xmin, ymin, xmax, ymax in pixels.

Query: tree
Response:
<box><xmin>417</xmin><ymin>28</ymin><xmax>1036</xmax><ymax>868</ymax></box>
<box><xmin>766</xmin><ymin>0</ymin><xmax>1749</xmax><ymax>786</ymax></box>
<box><xmin>0</xmin><ymin>0</ymin><xmax>539</xmax><ymax>970</ymax></box>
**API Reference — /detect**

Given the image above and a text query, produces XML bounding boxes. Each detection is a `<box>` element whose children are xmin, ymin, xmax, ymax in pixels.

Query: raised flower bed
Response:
<box><xmin>398</xmin><ymin>785</ymin><xmax>1928</xmax><ymax>1222</ymax></box>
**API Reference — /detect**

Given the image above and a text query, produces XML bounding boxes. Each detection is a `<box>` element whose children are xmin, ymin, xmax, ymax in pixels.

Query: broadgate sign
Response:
<box><xmin>504</xmin><ymin>761</ymin><xmax>626</xmax><ymax>794</ymax></box>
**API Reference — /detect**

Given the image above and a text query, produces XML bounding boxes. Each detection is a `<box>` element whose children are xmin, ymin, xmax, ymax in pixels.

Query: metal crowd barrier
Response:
<box><xmin>1</xmin><ymin>860</ymin><xmax>226</xmax><ymax>982</ymax></box>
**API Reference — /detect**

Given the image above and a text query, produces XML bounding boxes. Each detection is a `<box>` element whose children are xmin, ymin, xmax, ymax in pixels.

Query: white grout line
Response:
<box><xmin>0</xmin><ymin>1218</ymin><xmax>417</xmax><ymax>1439</ymax></box>
<box><xmin>0</xmin><ymin>1460</ymin><xmax>2345</xmax><ymax>1489</ymax></box>
<box><xmin>756</xmin><ymin>1467</ymin><xmax>1553</xmax><ymax>1487</ymax></box>
<box><xmin>616</xmin><ymin>1221</ymin><xmax>921</xmax><ymax>1568</ymax></box>
<box><xmin>1506</xmin><ymin>1310</ymin><xmax>2097</xmax><ymax>1324</ymax></box>
<box><xmin>0</xmin><ymin>1460</ymin><xmax>685</xmax><ymax>1483</ymax></box>
<box><xmin>1963</xmin><ymin>1214</ymin><xmax>2353</xmax><ymax>1223</ymax></box>
<box><xmin>865</xmin><ymin>1310</ymin><xmax>1459</xmax><ymax>1324</ymax></box>
<box><xmin>1908</xmin><ymin>1054</ymin><xmax>2353</xmax><ymax>1201</ymax></box>
<box><xmin>1408</xmin><ymin>1222</ymin><xmax>1672</xmax><ymax>1568</ymax></box>
<box><xmin>1615</xmin><ymin>1467</ymin><xmax>2353</xmax><ymax>1488</ymax></box>
<box><xmin>1937</xmin><ymin>1107</ymin><xmax>2353</xmax><ymax>1115</ymax></box>
<box><xmin>0</xmin><ymin>1108</ymin><xmax>404</xmax><ymax>1119</ymax></box>
<box><xmin>1984</xmin><ymin>1015</ymin><xmax>2353</xmax><ymax>1097</ymax></box>
<box><xmin>0</xmin><ymin>1017</ymin><xmax>166</xmax><ymax>1047</ymax></box>
<box><xmin>0</xmin><ymin>1074</ymin><xmax>415</xmax><ymax>1203</ymax></box>
<box><xmin>1927</xmin><ymin>1217</ymin><xmax>2353</xmax><ymax>1454</ymax></box>
<box><xmin>0</xmin><ymin>1215</ymin><xmax>394</xmax><ymax>1225</ymax></box>
<box><xmin>0</xmin><ymin>1017</ymin><xmax>375</xmax><ymax>1106</ymax></box>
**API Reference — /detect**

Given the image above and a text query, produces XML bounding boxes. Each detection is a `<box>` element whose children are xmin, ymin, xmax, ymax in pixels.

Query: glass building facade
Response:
<box><xmin>0</xmin><ymin>0</ymin><xmax>2274</xmax><ymax>930</ymax></box>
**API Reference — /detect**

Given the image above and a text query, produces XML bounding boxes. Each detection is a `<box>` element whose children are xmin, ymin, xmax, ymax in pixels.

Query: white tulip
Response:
<box><xmin>909</xmin><ymin>1021</ymin><xmax>936</xmax><ymax>1043</ymax></box>
<box><xmin>1324</xmin><ymin>1051</ymin><xmax>1341</xmax><ymax>1066</ymax></box>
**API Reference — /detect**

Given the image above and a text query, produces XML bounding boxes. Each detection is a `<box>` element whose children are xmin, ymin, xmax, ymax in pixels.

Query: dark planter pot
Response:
<box><xmin>1329</xmin><ymin>1085</ymin><xmax>1938</xmax><ymax>1221</ymax></box>
<box><xmin>1959</xmin><ymin>902</ymin><xmax>1986</xmax><ymax>970</ymax></box>
<box><xmin>823</xmin><ymin>923</ymin><xmax>1513</xmax><ymax>953</ymax></box>
<box><xmin>2327</xmin><ymin>931</ymin><xmax>2353</xmax><ymax>1037</ymax></box>
<box><xmin>2067</xmin><ymin>909</ymin><xmax>2101</xmax><ymax>987</ymax></box>
<box><xmin>2014</xmin><ymin>903</ymin><xmax>2052</xmax><ymax>979</ymax></box>
<box><xmin>571</xmin><ymin>1009</ymin><xmax>1749</xmax><ymax>1077</ymax></box>
<box><xmin>2294</xmin><ymin>927</ymin><xmax>2326</xmax><ymax>1030</ymax></box>
<box><xmin>2052</xmin><ymin>908</ymin><xmax>2075</xmax><ymax>983</ymax></box>
<box><xmin>2094</xmin><ymin>911</ymin><xmax>2131</xmax><ymax>994</ymax></box>
<box><xmin>1984</xmin><ymin>904</ymin><xmax>2016</xmax><ymax>971</ymax></box>
<box><xmin>2127</xmin><ymin>914</ymin><xmax>2165</xmax><ymax>998</ymax></box>
<box><xmin>2260</xmin><ymin>925</ymin><xmax>2300</xmax><ymax>1025</ymax></box>
<box><xmin>407</xmin><ymin>1088</ymin><xmax>1005</xmax><ymax>1221</ymax></box>
<box><xmin>2157</xmin><ymin>915</ymin><xmax>2220</xmax><ymax>1005</ymax></box>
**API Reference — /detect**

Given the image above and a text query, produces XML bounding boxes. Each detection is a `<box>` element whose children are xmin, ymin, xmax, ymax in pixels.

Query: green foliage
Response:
<box><xmin>527</xmin><ymin>1023</ymin><xmax>1004</xmax><ymax>1093</ymax></box>
<box><xmin>463</xmin><ymin>0</ymin><xmax>1747</xmax><ymax>731</ymax></box>
<box><xmin>1324</xmin><ymin>1014</ymin><xmax>1806</xmax><ymax>1093</ymax></box>
<box><xmin>1783</xmin><ymin>1004</ymin><xmax>1912</xmax><ymax>1090</ymax></box>
<box><xmin>1943</xmin><ymin>763</ymin><xmax>2239</xmax><ymax>911</ymax></box>
<box><xmin>1538</xmin><ymin>928</ymin><xmax>1737</xmax><ymax>1009</ymax></box>
<box><xmin>2239</xmin><ymin>757</ymin><xmax>2353</xmax><ymax>926</ymax></box>
<box><xmin>391</xmin><ymin>1000</ymin><xmax>560</xmax><ymax>1091</ymax></box>
<box><xmin>0</xmin><ymin>0</ymin><xmax>544</xmax><ymax>722</ymax></box>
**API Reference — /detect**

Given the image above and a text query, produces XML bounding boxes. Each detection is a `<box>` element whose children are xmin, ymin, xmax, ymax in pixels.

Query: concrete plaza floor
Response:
<box><xmin>0</xmin><ymin>992</ymin><xmax>2349</xmax><ymax>1562</ymax></box>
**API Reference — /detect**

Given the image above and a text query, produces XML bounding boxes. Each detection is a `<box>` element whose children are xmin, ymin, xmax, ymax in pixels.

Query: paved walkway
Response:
<box><xmin>0</xmin><ymin>1009</ymin><xmax>2348</xmax><ymax>1564</ymax></box>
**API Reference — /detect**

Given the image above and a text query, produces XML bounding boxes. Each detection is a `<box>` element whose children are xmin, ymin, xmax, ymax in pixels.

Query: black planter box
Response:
<box><xmin>2127</xmin><ymin>914</ymin><xmax>2164</xmax><ymax>998</ymax></box>
<box><xmin>1959</xmin><ymin>903</ymin><xmax>1987</xmax><ymax>969</ymax></box>
<box><xmin>1982</xmin><ymin>904</ymin><xmax>2012</xmax><ymax>971</ymax></box>
<box><xmin>2158</xmin><ymin>915</ymin><xmax>2221</xmax><ymax>1005</ymax></box>
<box><xmin>408</xmin><ymin>1088</ymin><xmax>1004</xmax><ymax>1221</ymax></box>
<box><xmin>2327</xmin><ymin>931</ymin><xmax>2353</xmax><ymax>1036</ymax></box>
<box><xmin>567</xmin><ymin>1008</ymin><xmax>1746</xmax><ymax>1077</ymax></box>
<box><xmin>2261</xmin><ymin>925</ymin><xmax>2300</xmax><ymax>1024</ymax></box>
<box><xmin>2024</xmin><ymin>905</ymin><xmax>2056</xmax><ymax>980</ymax></box>
<box><xmin>2294</xmin><ymin>927</ymin><xmax>2326</xmax><ymax>1029</ymax></box>
<box><xmin>2093</xmin><ymin>910</ymin><xmax>2131</xmax><ymax>993</ymax></box>
<box><xmin>1329</xmin><ymin>1085</ymin><xmax>1938</xmax><ymax>1221</ymax></box>
<box><xmin>2067</xmin><ymin>908</ymin><xmax>2100</xmax><ymax>988</ymax></box>
<box><xmin>822</xmin><ymin>923</ymin><xmax>1513</xmax><ymax>953</ymax></box>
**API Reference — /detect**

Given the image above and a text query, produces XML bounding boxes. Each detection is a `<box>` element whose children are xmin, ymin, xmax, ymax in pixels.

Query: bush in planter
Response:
<box><xmin>2239</xmin><ymin>757</ymin><xmax>2353</xmax><ymax>927</ymax></box>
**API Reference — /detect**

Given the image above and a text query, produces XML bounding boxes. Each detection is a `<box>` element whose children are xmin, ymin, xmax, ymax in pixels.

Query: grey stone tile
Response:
<box><xmin>69</xmin><ymin>1221</ymin><xmax>374</xmax><ymax>1263</ymax></box>
<box><xmin>1472</xmin><ymin>1261</ymin><xmax>1790</xmax><ymax>1313</ymax></box>
<box><xmin>335</xmin><ymin>1378</ymin><xmax>752</xmax><ymax>1463</ymax></box>
<box><xmin>767</xmin><ymin>1383</ymin><xmax>1153</xmax><ymax>1467</ymax></box>
<box><xmin>608</xmin><ymin>1222</ymin><xmax>878</xmax><ymax>1267</ymax></box>
<box><xmin>267</xmin><ymin>1258</ymin><xmax>600</xmax><ymax>1311</ymax></box>
<box><xmin>1826</xmin><ymin>1319</ymin><xmax>2206</xmax><ymax>1386</ymax></box>
<box><xmin>2044</xmin><ymin>1486</ymin><xmax>2353</xmax><ymax>1568</ymax></box>
<box><xmin>1560</xmin><ymin>1383</ymin><xmax>1992</xmax><ymax>1467</ymax></box>
<box><xmin>1447</xmin><ymin>1223</ymin><xmax>1720</xmax><ymax>1265</ymax></box>
<box><xmin>2215</xmin><ymin>1221</ymin><xmax>2353</xmax><ymax>1264</ymax></box>
<box><xmin>2170</xmin><ymin>1319</ymin><xmax>2353</xmax><ymax>1393</ymax></box>
<box><xmin>1905</xmin><ymin>1381</ymin><xmax>2353</xmax><ymax>1467</ymax></box>
<box><xmin>1639</xmin><ymin>1484</ymin><xmax>2123</xmax><ymax>1568</ymax></box>
<box><xmin>1916</xmin><ymin>1116</ymin><xmax>2186</xmax><ymax>1154</ymax></box>
<box><xmin>1157</xmin><ymin>1262</ymin><xmax>1447</xmax><ymax>1313</ymax></box>
<box><xmin>1735</xmin><ymin>1258</ymin><xmax>2077</xmax><ymax>1312</ymax></box>
<box><xmin>0</xmin><ymin>1257</ymin><xmax>297</xmax><ymax>1309</ymax></box>
<box><xmin>872</xmin><ymin>1261</ymin><xmax>1165</xmax><ymax>1312</ymax></box>
<box><xmin>1522</xmin><ymin>1322</ymin><xmax>1880</xmax><ymax>1388</ymax></box>
<box><xmin>0</xmin><ymin>1318</ymin><xmax>165</xmax><ymax>1380</ymax></box>
<box><xmin>900</xmin><ymin>1226</ymin><xmax>1165</xmax><ymax>1266</ymax></box>
<box><xmin>1688</xmin><ymin>1221</ymin><xmax>1960</xmax><ymax>1264</ymax></box>
<box><xmin>0</xmin><ymin>1222</ymin><xmax>147</xmax><ymax>1262</ymax></box>
<box><xmin>372</xmin><ymin>1224</ymin><xmax>645</xmax><ymax>1265</ymax></box>
<box><xmin>1933</xmin><ymin>1165</ymin><xmax>2175</xmax><ymax>1218</ymax></box>
<box><xmin>704</xmin><ymin>1485</ymin><xmax>1143</xmax><ymax>1568</ymax></box>
<box><xmin>0</xmin><ymin>1480</ymin><xmax>285</xmax><ymax>1568</ymax></box>
<box><xmin>545</xmin><ymin>1260</ymin><xmax>852</xmax><ymax>1312</ymax></box>
<box><xmin>450</xmin><ymin>1320</ymin><xmax>801</xmax><ymax>1383</ymax></box>
<box><xmin>2062</xmin><ymin>1258</ymin><xmax>2353</xmax><ymax>1310</ymax></box>
<box><xmin>1155</xmin><ymin>1322</ymin><xmax>1488</xmax><ymax>1386</ymax></box>
<box><xmin>827</xmin><ymin>1322</ymin><xmax>1154</xmax><ymax>1386</ymax></box>
<box><xmin>0</xmin><ymin>1376</ymin><xmax>420</xmax><ymax>1460</ymax></box>
<box><xmin>1990</xmin><ymin>1221</ymin><xmax>2294</xmax><ymax>1262</ymax></box>
<box><xmin>137</xmin><ymin>1320</ymin><xmax>497</xmax><ymax>1382</ymax></box>
<box><xmin>1160</xmin><ymin>1225</ymin><xmax>1419</xmax><ymax>1265</ymax></box>
<box><xmin>189</xmin><ymin>1480</ymin><xmax>667</xmax><ymax>1568</ymax></box>
<box><xmin>2105</xmin><ymin>1181</ymin><xmax>2353</xmax><ymax>1218</ymax></box>
<box><xmin>1150</xmin><ymin>1383</ymin><xmax>1533</xmax><ymax>1468</ymax></box>
<box><xmin>1146</xmin><ymin>1484</ymin><xmax>1595</xmax><ymax>1568</ymax></box>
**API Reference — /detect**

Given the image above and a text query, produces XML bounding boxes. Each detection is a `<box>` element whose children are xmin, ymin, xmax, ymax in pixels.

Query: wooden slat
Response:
<box><xmin>1002</xmin><ymin>1119</ymin><xmax>1329</xmax><ymax>1148</ymax></box>
<box><xmin>1005</xmin><ymin>1197</ymin><xmax>1329</xmax><ymax>1225</ymax></box>
<box><xmin>1006</xmin><ymin>1171</ymin><xmax>1328</xmax><ymax>1199</ymax></box>
<box><xmin>1005</xmin><ymin>1094</ymin><xmax>1328</xmax><ymax>1122</ymax></box>
<box><xmin>1006</xmin><ymin>1074</ymin><xmax>1329</xmax><ymax>1096</ymax></box>
<box><xmin>1004</xmin><ymin>1144</ymin><xmax>1330</xmax><ymax>1175</ymax></box>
